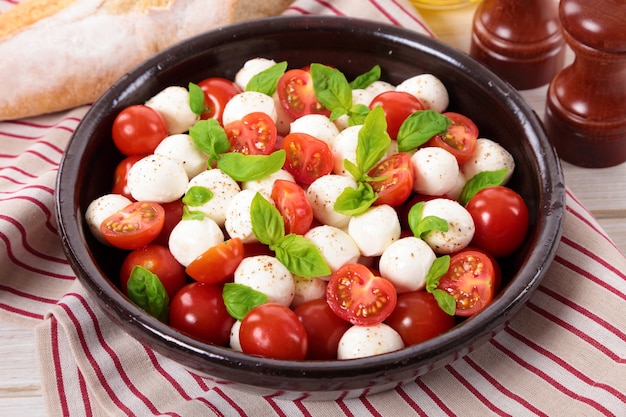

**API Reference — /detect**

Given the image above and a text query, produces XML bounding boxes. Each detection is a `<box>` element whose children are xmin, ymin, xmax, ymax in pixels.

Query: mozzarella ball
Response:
<box><xmin>234</xmin><ymin>255</ymin><xmax>294</xmax><ymax>306</ymax></box>
<box><xmin>187</xmin><ymin>169</ymin><xmax>241</xmax><ymax>226</ymax></box>
<box><xmin>225</xmin><ymin>190</ymin><xmax>269</xmax><ymax>243</ymax></box>
<box><xmin>229</xmin><ymin>321</ymin><xmax>243</xmax><ymax>352</ymax></box>
<box><xmin>127</xmin><ymin>154</ymin><xmax>189</xmax><ymax>203</ymax></box>
<box><xmin>289</xmin><ymin>114</ymin><xmax>340</xmax><ymax>146</ymax></box>
<box><xmin>145</xmin><ymin>86</ymin><xmax>198</xmax><ymax>135</ymax></box>
<box><xmin>421</xmin><ymin>198</ymin><xmax>474</xmax><ymax>254</ymax></box>
<box><xmin>379</xmin><ymin>237</ymin><xmax>437</xmax><ymax>293</ymax></box>
<box><xmin>330</xmin><ymin>125</ymin><xmax>361</xmax><ymax>176</ymax></box>
<box><xmin>348</xmin><ymin>205</ymin><xmax>401</xmax><ymax>257</ymax></box>
<box><xmin>304</xmin><ymin>225</ymin><xmax>360</xmax><ymax>278</ymax></box>
<box><xmin>290</xmin><ymin>276</ymin><xmax>327</xmax><ymax>308</ymax></box>
<box><xmin>154</xmin><ymin>134</ymin><xmax>207</xmax><ymax>179</ymax></box>
<box><xmin>364</xmin><ymin>80</ymin><xmax>395</xmax><ymax>97</ymax></box>
<box><xmin>85</xmin><ymin>194</ymin><xmax>132</xmax><ymax>244</ymax></box>
<box><xmin>395</xmin><ymin>74</ymin><xmax>449</xmax><ymax>113</ymax></box>
<box><xmin>234</xmin><ymin>57</ymin><xmax>277</xmax><ymax>90</ymax></box>
<box><xmin>168</xmin><ymin>217</ymin><xmax>224</xmax><ymax>266</ymax></box>
<box><xmin>411</xmin><ymin>147</ymin><xmax>460</xmax><ymax>196</ymax></box>
<box><xmin>461</xmin><ymin>138</ymin><xmax>515</xmax><ymax>184</ymax></box>
<box><xmin>337</xmin><ymin>323</ymin><xmax>404</xmax><ymax>359</ymax></box>
<box><xmin>221</xmin><ymin>91</ymin><xmax>277</xmax><ymax>126</ymax></box>
<box><xmin>306</xmin><ymin>174</ymin><xmax>357</xmax><ymax>229</ymax></box>
<box><xmin>445</xmin><ymin>170</ymin><xmax>467</xmax><ymax>201</ymax></box>
<box><xmin>242</xmin><ymin>169</ymin><xmax>295</xmax><ymax>199</ymax></box>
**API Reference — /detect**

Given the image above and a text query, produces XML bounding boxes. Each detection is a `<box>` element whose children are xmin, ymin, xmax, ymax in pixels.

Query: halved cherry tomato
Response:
<box><xmin>100</xmin><ymin>201</ymin><xmax>165</xmax><ymax>250</ymax></box>
<box><xmin>437</xmin><ymin>249</ymin><xmax>498</xmax><ymax>317</ymax></box>
<box><xmin>293</xmin><ymin>298</ymin><xmax>351</xmax><ymax>360</ymax></box>
<box><xmin>326</xmin><ymin>263</ymin><xmax>397</xmax><ymax>326</ymax></box>
<box><xmin>276</xmin><ymin>69</ymin><xmax>331</xmax><ymax>122</ymax></box>
<box><xmin>239</xmin><ymin>303</ymin><xmax>308</xmax><ymax>360</ymax></box>
<box><xmin>270</xmin><ymin>179</ymin><xmax>313</xmax><ymax>235</ymax></box>
<box><xmin>197</xmin><ymin>77</ymin><xmax>242</xmax><ymax>124</ymax></box>
<box><xmin>111</xmin><ymin>154</ymin><xmax>143</xmax><ymax>199</ymax></box>
<box><xmin>384</xmin><ymin>291</ymin><xmax>456</xmax><ymax>346</ymax></box>
<box><xmin>185</xmin><ymin>238</ymin><xmax>244</xmax><ymax>285</ymax></box>
<box><xmin>424</xmin><ymin>112</ymin><xmax>478</xmax><ymax>164</ymax></box>
<box><xmin>369</xmin><ymin>91</ymin><xmax>425</xmax><ymax>139</ymax></box>
<box><xmin>224</xmin><ymin>111</ymin><xmax>277</xmax><ymax>155</ymax></box>
<box><xmin>169</xmin><ymin>282</ymin><xmax>234</xmax><ymax>346</ymax></box>
<box><xmin>111</xmin><ymin>105</ymin><xmax>168</xmax><ymax>156</ymax></box>
<box><xmin>280</xmin><ymin>132</ymin><xmax>333</xmax><ymax>185</ymax></box>
<box><xmin>119</xmin><ymin>245</ymin><xmax>186</xmax><ymax>299</ymax></box>
<box><xmin>465</xmin><ymin>186</ymin><xmax>529</xmax><ymax>258</ymax></box>
<box><xmin>367</xmin><ymin>152</ymin><xmax>414</xmax><ymax>207</ymax></box>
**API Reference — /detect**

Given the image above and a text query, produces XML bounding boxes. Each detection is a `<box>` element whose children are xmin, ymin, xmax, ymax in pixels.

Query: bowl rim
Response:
<box><xmin>56</xmin><ymin>15</ymin><xmax>565</xmax><ymax>386</ymax></box>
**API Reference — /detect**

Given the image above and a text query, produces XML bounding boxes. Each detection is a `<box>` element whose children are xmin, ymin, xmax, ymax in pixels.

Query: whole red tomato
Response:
<box><xmin>465</xmin><ymin>186</ymin><xmax>529</xmax><ymax>258</ymax></box>
<box><xmin>169</xmin><ymin>282</ymin><xmax>234</xmax><ymax>346</ymax></box>
<box><xmin>293</xmin><ymin>298</ymin><xmax>351</xmax><ymax>360</ymax></box>
<box><xmin>385</xmin><ymin>291</ymin><xmax>455</xmax><ymax>345</ymax></box>
<box><xmin>120</xmin><ymin>244</ymin><xmax>186</xmax><ymax>300</ymax></box>
<box><xmin>197</xmin><ymin>77</ymin><xmax>242</xmax><ymax>124</ymax></box>
<box><xmin>369</xmin><ymin>91</ymin><xmax>425</xmax><ymax>139</ymax></box>
<box><xmin>239</xmin><ymin>303</ymin><xmax>308</xmax><ymax>360</ymax></box>
<box><xmin>111</xmin><ymin>105</ymin><xmax>168</xmax><ymax>156</ymax></box>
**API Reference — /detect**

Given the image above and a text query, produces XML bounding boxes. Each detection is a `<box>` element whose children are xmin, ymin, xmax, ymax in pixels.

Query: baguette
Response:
<box><xmin>0</xmin><ymin>0</ymin><xmax>293</xmax><ymax>121</ymax></box>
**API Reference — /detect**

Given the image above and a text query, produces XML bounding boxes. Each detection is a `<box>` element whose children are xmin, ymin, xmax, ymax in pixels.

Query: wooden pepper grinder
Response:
<box><xmin>544</xmin><ymin>0</ymin><xmax>626</xmax><ymax>168</ymax></box>
<box><xmin>470</xmin><ymin>0</ymin><xmax>566</xmax><ymax>90</ymax></box>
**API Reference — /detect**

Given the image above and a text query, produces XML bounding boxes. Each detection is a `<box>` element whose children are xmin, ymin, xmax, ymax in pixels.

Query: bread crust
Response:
<box><xmin>0</xmin><ymin>0</ymin><xmax>293</xmax><ymax>121</ymax></box>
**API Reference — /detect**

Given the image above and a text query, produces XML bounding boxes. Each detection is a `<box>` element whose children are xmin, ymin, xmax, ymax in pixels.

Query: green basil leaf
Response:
<box><xmin>431</xmin><ymin>288</ymin><xmax>456</xmax><ymax>316</ymax></box>
<box><xmin>188</xmin><ymin>82</ymin><xmax>205</xmax><ymax>116</ymax></box>
<box><xmin>357</xmin><ymin>106</ymin><xmax>391</xmax><ymax>175</ymax></box>
<box><xmin>189</xmin><ymin>119</ymin><xmax>230</xmax><ymax>163</ymax></box>
<box><xmin>458</xmin><ymin>168</ymin><xmax>509</xmax><ymax>206</ymax></box>
<box><xmin>333</xmin><ymin>182</ymin><xmax>377</xmax><ymax>216</ymax></box>
<box><xmin>182</xmin><ymin>185</ymin><xmax>213</xmax><ymax>207</ymax></box>
<box><xmin>250</xmin><ymin>192</ymin><xmax>285</xmax><ymax>245</ymax></box>
<box><xmin>397</xmin><ymin>110</ymin><xmax>451</xmax><ymax>152</ymax></box>
<box><xmin>424</xmin><ymin>255</ymin><xmax>451</xmax><ymax>293</ymax></box>
<box><xmin>222</xmin><ymin>282</ymin><xmax>268</xmax><ymax>321</ymax></box>
<box><xmin>217</xmin><ymin>150</ymin><xmax>286</xmax><ymax>182</ymax></box>
<box><xmin>349</xmin><ymin>65</ymin><xmax>381</xmax><ymax>90</ymax></box>
<box><xmin>270</xmin><ymin>234</ymin><xmax>331</xmax><ymax>278</ymax></box>
<box><xmin>343</xmin><ymin>158</ymin><xmax>362</xmax><ymax>180</ymax></box>
<box><xmin>310</xmin><ymin>63</ymin><xmax>352</xmax><ymax>120</ymax></box>
<box><xmin>407</xmin><ymin>202</ymin><xmax>449</xmax><ymax>238</ymax></box>
<box><xmin>348</xmin><ymin>104</ymin><xmax>370</xmax><ymax>127</ymax></box>
<box><xmin>126</xmin><ymin>266</ymin><xmax>169</xmax><ymax>322</ymax></box>
<box><xmin>182</xmin><ymin>206</ymin><xmax>205</xmax><ymax>220</ymax></box>
<box><xmin>246</xmin><ymin>61</ymin><xmax>287</xmax><ymax>96</ymax></box>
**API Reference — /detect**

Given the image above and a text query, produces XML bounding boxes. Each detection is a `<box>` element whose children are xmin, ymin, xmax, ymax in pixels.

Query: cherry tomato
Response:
<box><xmin>169</xmin><ymin>282</ymin><xmax>234</xmax><ymax>346</ymax></box>
<box><xmin>367</xmin><ymin>152</ymin><xmax>414</xmax><ymax>207</ymax></box>
<box><xmin>465</xmin><ymin>186</ymin><xmax>529</xmax><ymax>258</ymax></box>
<box><xmin>293</xmin><ymin>298</ymin><xmax>351</xmax><ymax>360</ymax></box>
<box><xmin>384</xmin><ymin>291</ymin><xmax>456</xmax><ymax>346</ymax></box>
<box><xmin>119</xmin><ymin>245</ymin><xmax>186</xmax><ymax>299</ymax></box>
<box><xmin>276</xmin><ymin>69</ymin><xmax>330</xmax><ymax>122</ymax></box>
<box><xmin>326</xmin><ymin>263</ymin><xmax>397</xmax><ymax>326</ymax></box>
<box><xmin>224</xmin><ymin>111</ymin><xmax>277</xmax><ymax>155</ymax></box>
<box><xmin>111</xmin><ymin>154</ymin><xmax>143</xmax><ymax>199</ymax></box>
<box><xmin>424</xmin><ymin>112</ymin><xmax>478</xmax><ymax>164</ymax></box>
<box><xmin>239</xmin><ymin>303</ymin><xmax>308</xmax><ymax>360</ymax></box>
<box><xmin>111</xmin><ymin>105</ymin><xmax>168</xmax><ymax>156</ymax></box>
<box><xmin>197</xmin><ymin>77</ymin><xmax>242</xmax><ymax>123</ymax></box>
<box><xmin>152</xmin><ymin>199</ymin><xmax>184</xmax><ymax>247</ymax></box>
<box><xmin>369</xmin><ymin>91</ymin><xmax>425</xmax><ymax>139</ymax></box>
<box><xmin>281</xmin><ymin>132</ymin><xmax>333</xmax><ymax>185</ymax></box>
<box><xmin>270</xmin><ymin>179</ymin><xmax>313</xmax><ymax>235</ymax></box>
<box><xmin>185</xmin><ymin>238</ymin><xmax>244</xmax><ymax>284</ymax></box>
<box><xmin>437</xmin><ymin>249</ymin><xmax>498</xmax><ymax>317</ymax></box>
<box><xmin>100</xmin><ymin>201</ymin><xmax>165</xmax><ymax>250</ymax></box>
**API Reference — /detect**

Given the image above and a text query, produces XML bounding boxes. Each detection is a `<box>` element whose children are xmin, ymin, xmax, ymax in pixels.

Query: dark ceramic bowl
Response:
<box><xmin>56</xmin><ymin>16</ymin><xmax>565</xmax><ymax>400</ymax></box>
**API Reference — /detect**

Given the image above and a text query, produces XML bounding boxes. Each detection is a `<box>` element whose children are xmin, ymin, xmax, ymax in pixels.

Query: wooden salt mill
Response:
<box><xmin>544</xmin><ymin>0</ymin><xmax>626</xmax><ymax>168</ymax></box>
<box><xmin>470</xmin><ymin>0</ymin><xmax>566</xmax><ymax>90</ymax></box>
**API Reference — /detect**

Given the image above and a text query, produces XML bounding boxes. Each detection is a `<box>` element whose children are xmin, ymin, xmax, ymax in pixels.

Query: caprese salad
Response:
<box><xmin>85</xmin><ymin>58</ymin><xmax>529</xmax><ymax>361</ymax></box>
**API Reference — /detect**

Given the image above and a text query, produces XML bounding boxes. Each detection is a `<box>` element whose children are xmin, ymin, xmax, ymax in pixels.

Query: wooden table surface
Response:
<box><xmin>1</xmin><ymin>3</ymin><xmax>624</xmax><ymax>415</ymax></box>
